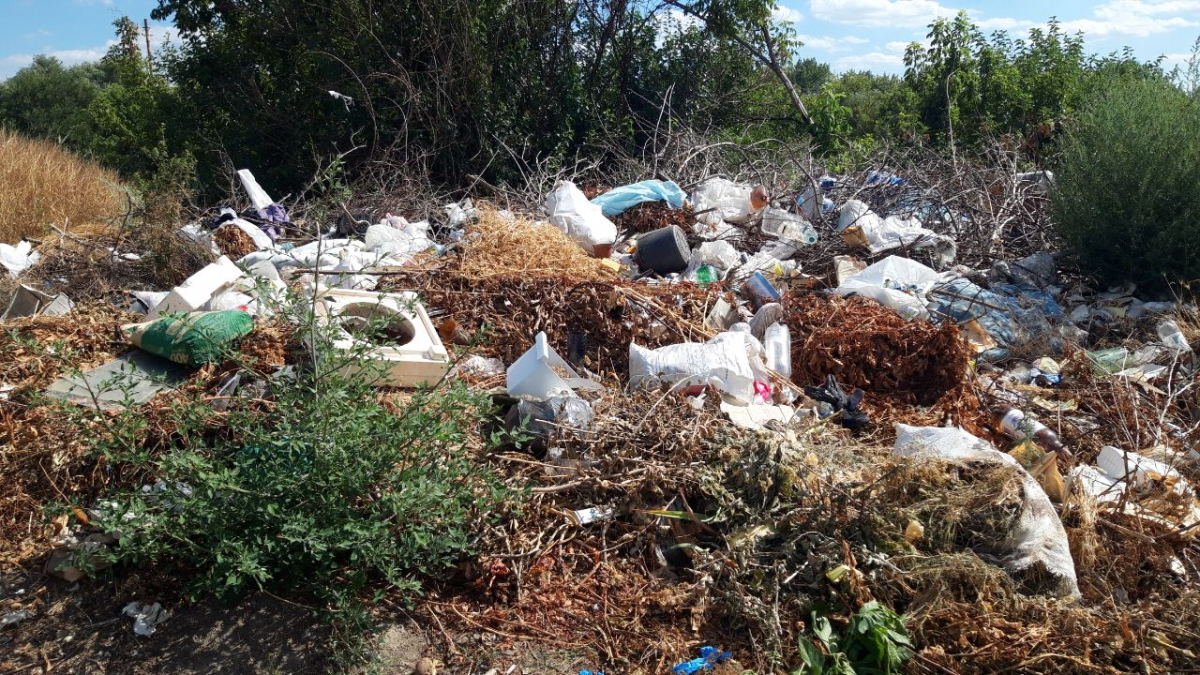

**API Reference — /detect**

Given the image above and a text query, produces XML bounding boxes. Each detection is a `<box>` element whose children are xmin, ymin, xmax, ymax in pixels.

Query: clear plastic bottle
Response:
<box><xmin>760</xmin><ymin>208</ymin><xmax>818</xmax><ymax>246</ymax></box>
<box><xmin>1158</xmin><ymin>319</ymin><xmax>1192</xmax><ymax>353</ymax></box>
<box><xmin>765</xmin><ymin>322</ymin><xmax>794</xmax><ymax>404</ymax></box>
<box><xmin>764</xmin><ymin>322</ymin><xmax>792</xmax><ymax>379</ymax></box>
<box><xmin>994</xmin><ymin>405</ymin><xmax>1069</xmax><ymax>457</ymax></box>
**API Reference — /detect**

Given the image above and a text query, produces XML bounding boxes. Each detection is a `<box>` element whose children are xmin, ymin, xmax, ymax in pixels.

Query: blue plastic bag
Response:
<box><xmin>671</xmin><ymin>646</ymin><xmax>732</xmax><ymax>674</ymax></box>
<box><xmin>591</xmin><ymin>180</ymin><xmax>686</xmax><ymax>217</ymax></box>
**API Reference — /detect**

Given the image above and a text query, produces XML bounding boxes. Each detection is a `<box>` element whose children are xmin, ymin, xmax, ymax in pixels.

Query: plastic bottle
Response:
<box><xmin>760</xmin><ymin>207</ymin><xmax>818</xmax><ymax>246</ymax></box>
<box><xmin>750</xmin><ymin>185</ymin><xmax>769</xmax><ymax>211</ymax></box>
<box><xmin>994</xmin><ymin>405</ymin><xmax>1069</xmax><ymax>458</ymax></box>
<box><xmin>764</xmin><ymin>322</ymin><xmax>791</xmax><ymax>379</ymax></box>
<box><xmin>694</xmin><ymin>264</ymin><xmax>718</xmax><ymax>285</ymax></box>
<box><xmin>1157</xmin><ymin>319</ymin><xmax>1192</xmax><ymax>353</ymax></box>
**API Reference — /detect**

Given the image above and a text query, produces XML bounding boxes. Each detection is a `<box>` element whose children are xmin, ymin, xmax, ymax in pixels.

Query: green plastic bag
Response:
<box><xmin>123</xmin><ymin>310</ymin><xmax>254</xmax><ymax>366</ymax></box>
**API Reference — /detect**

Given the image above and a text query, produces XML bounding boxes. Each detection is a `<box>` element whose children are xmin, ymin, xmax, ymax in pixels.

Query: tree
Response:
<box><xmin>790</xmin><ymin>57</ymin><xmax>832</xmax><ymax>94</ymax></box>
<box><xmin>0</xmin><ymin>56</ymin><xmax>104</xmax><ymax>145</ymax></box>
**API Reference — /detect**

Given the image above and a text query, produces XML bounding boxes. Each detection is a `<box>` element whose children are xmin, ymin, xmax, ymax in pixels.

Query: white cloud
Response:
<box><xmin>773</xmin><ymin>4</ymin><xmax>804</xmax><ymax>23</ymax></box>
<box><xmin>798</xmin><ymin>33</ymin><xmax>869</xmax><ymax>51</ymax></box>
<box><xmin>834</xmin><ymin>51</ymin><xmax>906</xmax><ymax>71</ymax></box>
<box><xmin>1057</xmin><ymin>0</ymin><xmax>1200</xmax><ymax>39</ymax></box>
<box><xmin>810</xmin><ymin>0</ymin><xmax>956</xmax><ymax>28</ymax></box>
<box><xmin>0</xmin><ymin>45</ymin><xmax>112</xmax><ymax>78</ymax></box>
<box><xmin>975</xmin><ymin>16</ymin><xmax>1035</xmax><ymax>31</ymax></box>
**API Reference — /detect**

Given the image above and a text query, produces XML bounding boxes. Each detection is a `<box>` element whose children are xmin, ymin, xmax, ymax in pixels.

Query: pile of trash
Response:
<box><xmin>3</xmin><ymin>163</ymin><xmax>1200</xmax><ymax>675</ymax></box>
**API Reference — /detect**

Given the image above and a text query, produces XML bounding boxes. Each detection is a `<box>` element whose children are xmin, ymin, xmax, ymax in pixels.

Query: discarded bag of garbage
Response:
<box><xmin>590</xmin><ymin>179</ymin><xmax>686</xmax><ymax>217</ymax></box>
<box><xmin>546</xmin><ymin>181</ymin><xmax>618</xmax><ymax>254</ymax></box>
<box><xmin>837</xmin><ymin>200</ymin><xmax>956</xmax><ymax>267</ymax></box>
<box><xmin>123</xmin><ymin>310</ymin><xmax>254</xmax><ymax>367</ymax></box>
<box><xmin>629</xmin><ymin>331</ymin><xmax>769</xmax><ymax>403</ymax></box>
<box><xmin>893</xmin><ymin>424</ymin><xmax>1080</xmax><ymax>598</ymax></box>
<box><xmin>690</xmin><ymin>178</ymin><xmax>763</xmax><ymax>226</ymax></box>
<box><xmin>835</xmin><ymin>256</ymin><xmax>944</xmax><ymax>322</ymax></box>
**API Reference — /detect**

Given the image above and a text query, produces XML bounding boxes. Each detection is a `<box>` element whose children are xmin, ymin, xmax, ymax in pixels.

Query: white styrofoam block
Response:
<box><xmin>314</xmin><ymin>289</ymin><xmax>451</xmax><ymax>387</ymax></box>
<box><xmin>1097</xmin><ymin>446</ymin><xmax>1181</xmax><ymax>485</ymax></box>
<box><xmin>237</xmin><ymin>169</ymin><xmax>274</xmax><ymax>211</ymax></box>
<box><xmin>149</xmin><ymin>256</ymin><xmax>244</xmax><ymax>318</ymax></box>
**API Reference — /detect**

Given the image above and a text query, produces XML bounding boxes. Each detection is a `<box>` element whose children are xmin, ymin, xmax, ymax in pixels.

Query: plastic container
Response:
<box><xmin>694</xmin><ymin>264</ymin><xmax>718</xmax><ymax>285</ymax></box>
<box><xmin>636</xmin><ymin>225</ymin><xmax>692</xmax><ymax>275</ymax></box>
<box><xmin>760</xmin><ymin>208</ymin><xmax>818</xmax><ymax>245</ymax></box>
<box><xmin>764</xmin><ymin>322</ymin><xmax>791</xmax><ymax>379</ymax></box>
<box><xmin>742</xmin><ymin>272</ymin><xmax>781</xmax><ymax>309</ymax></box>
<box><xmin>995</xmin><ymin>405</ymin><xmax>1068</xmax><ymax>457</ymax></box>
<box><xmin>1157</xmin><ymin>319</ymin><xmax>1192</xmax><ymax>352</ymax></box>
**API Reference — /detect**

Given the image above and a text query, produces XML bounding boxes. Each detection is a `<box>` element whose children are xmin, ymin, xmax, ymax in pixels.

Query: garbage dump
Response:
<box><xmin>4</xmin><ymin>163</ymin><xmax>1200</xmax><ymax>675</ymax></box>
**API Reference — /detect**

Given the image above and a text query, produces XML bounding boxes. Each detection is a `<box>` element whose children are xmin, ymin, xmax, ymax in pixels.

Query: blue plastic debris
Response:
<box><xmin>579</xmin><ymin>670</ymin><xmax>604</xmax><ymax>675</ymax></box>
<box><xmin>671</xmin><ymin>646</ymin><xmax>732</xmax><ymax>674</ymax></box>
<box><xmin>590</xmin><ymin>180</ymin><xmax>687</xmax><ymax>217</ymax></box>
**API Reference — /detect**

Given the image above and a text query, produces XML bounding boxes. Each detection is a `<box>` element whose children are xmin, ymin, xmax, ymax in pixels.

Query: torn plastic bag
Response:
<box><xmin>505</xmin><ymin>396</ymin><xmax>594</xmax><ymax>444</ymax></box>
<box><xmin>836</xmin><ymin>256</ymin><xmax>944</xmax><ymax>322</ymax></box>
<box><xmin>629</xmin><ymin>331</ymin><xmax>768</xmax><ymax>403</ymax></box>
<box><xmin>691</xmin><ymin>178</ymin><xmax>757</xmax><ymax>226</ymax></box>
<box><xmin>893</xmin><ymin>424</ymin><xmax>1080</xmax><ymax>598</ymax></box>
<box><xmin>0</xmin><ymin>240</ymin><xmax>40</xmax><ymax>277</ymax></box>
<box><xmin>696</xmin><ymin>241</ymin><xmax>741</xmax><ymax>270</ymax></box>
<box><xmin>929</xmin><ymin>277</ymin><xmax>1061</xmax><ymax>362</ymax></box>
<box><xmin>545</xmin><ymin>181</ymin><xmax>618</xmax><ymax>251</ymax></box>
<box><xmin>590</xmin><ymin>180</ymin><xmax>686</xmax><ymax>217</ymax></box>
<box><xmin>837</xmin><ymin>201</ymin><xmax>955</xmax><ymax>267</ymax></box>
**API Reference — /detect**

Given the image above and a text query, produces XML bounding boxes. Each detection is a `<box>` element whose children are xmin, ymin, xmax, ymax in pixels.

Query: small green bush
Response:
<box><xmin>1052</xmin><ymin>76</ymin><xmax>1200</xmax><ymax>293</ymax></box>
<box><xmin>59</xmin><ymin>286</ymin><xmax>513</xmax><ymax>660</ymax></box>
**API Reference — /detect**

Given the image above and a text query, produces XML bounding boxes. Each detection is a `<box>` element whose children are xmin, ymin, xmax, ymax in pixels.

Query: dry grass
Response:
<box><xmin>457</xmin><ymin>207</ymin><xmax>615</xmax><ymax>281</ymax></box>
<box><xmin>0</xmin><ymin>130</ymin><xmax>124</xmax><ymax>243</ymax></box>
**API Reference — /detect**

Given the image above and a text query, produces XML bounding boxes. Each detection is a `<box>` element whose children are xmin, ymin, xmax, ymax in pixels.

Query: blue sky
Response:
<box><xmin>2</xmin><ymin>0</ymin><xmax>1199</xmax><ymax>79</ymax></box>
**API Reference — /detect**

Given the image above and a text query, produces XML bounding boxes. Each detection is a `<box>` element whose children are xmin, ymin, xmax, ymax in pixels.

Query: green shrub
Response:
<box><xmin>1052</xmin><ymin>76</ymin><xmax>1200</xmax><ymax>293</ymax></box>
<box><xmin>58</xmin><ymin>286</ymin><xmax>513</xmax><ymax>659</ymax></box>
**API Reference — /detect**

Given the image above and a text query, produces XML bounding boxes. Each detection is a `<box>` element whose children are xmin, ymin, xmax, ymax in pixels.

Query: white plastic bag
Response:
<box><xmin>691</xmin><ymin>178</ymin><xmax>756</xmax><ymax>226</ymax></box>
<box><xmin>836</xmin><ymin>256</ymin><xmax>944</xmax><ymax>321</ymax></box>
<box><xmin>696</xmin><ymin>241</ymin><xmax>741</xmax><ymax>270</ymax></box>
<box><xmin>629</xmin><ymin>331</ymin><xmax>768</xmax><ymax>403</ymax></box>
<box><xmin>545</xmin><ymin>181</ymin><xmax>618</xmax><ymax>251</ymax></box>
<box><xmin>0</xmin><ymin>241</ymin><xmax>41</xmax><ymax>277</ymax></box>
<box><xmin>893</xmin><ymin>424</ymin><xmax>1080</xmax><ymax>598</ymax></box>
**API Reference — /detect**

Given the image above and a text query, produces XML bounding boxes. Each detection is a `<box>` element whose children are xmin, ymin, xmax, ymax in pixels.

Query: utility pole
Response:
<box><xmin>144</xmin><ymin>19</ymin><xmax>153</xmax><ymax>66</ymax></box>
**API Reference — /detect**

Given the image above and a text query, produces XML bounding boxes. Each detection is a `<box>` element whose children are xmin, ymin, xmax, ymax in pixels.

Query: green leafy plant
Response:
<box><xmin>57</xmin><ymin>281</ymin><xmax>514</xmax><ymax>663</ymax></box>
<box><xmin>1052</xmin><ymin>75</ymin><xmax>1200</xmax><ymax>293</ymax></box>
<box><xmin>794</xmin><ymin>602</ymin><xmax>913</xmax><ymax>675</ymax></box>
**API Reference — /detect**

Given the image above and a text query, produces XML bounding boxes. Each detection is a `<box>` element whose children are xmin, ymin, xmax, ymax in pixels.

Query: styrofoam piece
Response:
<box><xmin>150</xmin><ymin>256</ymin><xmax>244</xmax><ymax>318</ymax></box>
<box><xmin>1097</xmin><ymin>446</ymin><xmax>1187</xmax><ymax>491</ymax></box>
<box><xmin>227</xmin><ymin>218</ymin><xmax>275</xmax><ymax>250</ymax></box>
<box><xmin>508</xmin><ymin>331</ymin><xmax>603</xmax><ymax>399</ymax></box>
<box><xmin>1070</xmin><ymin>465</ymin><xmax>1125</xmax><ymax>505</ymax></box>
<box><xmin>2</xmin><ymin>285</ymin><xmax>73</xmax><ymax>321</ymax></box>
<box><xmin>316</xmin><ymin>288</ymin><xmax>451</xmax><ymax>387</ymax></box>
<box><xmin>132</xmin><ymin>291</ymin><xmax>169</xmax><ymax>314</ymax></box>
<box><xmin>237</xmin><ymin>169</ymin><xmax>274</xmax><ymax>211</ymax></box>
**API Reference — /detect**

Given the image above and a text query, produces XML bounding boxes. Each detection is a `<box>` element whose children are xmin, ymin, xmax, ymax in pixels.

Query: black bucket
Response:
<box><xmin>636</xmin><ymin>225</ymin><xmax>692</xmax><ymax>276</ymax></box>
